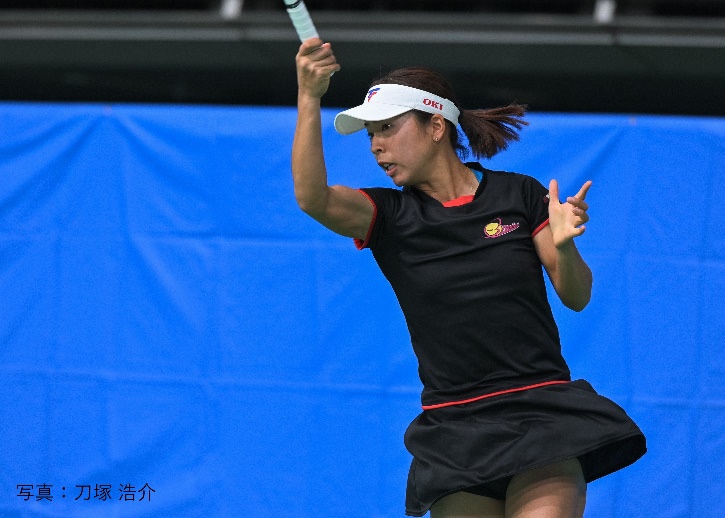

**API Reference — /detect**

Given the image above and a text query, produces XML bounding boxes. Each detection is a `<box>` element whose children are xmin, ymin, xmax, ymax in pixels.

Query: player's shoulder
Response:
<box><xmin>358</xmin><ymin>186</ymin><xmax>404</xmax><ymax>213</ymax></box>
<box><xmin>469</xmin><ymin>163</ymin><xmax>546</xmax><ymax>192</ymax></box>
<box><xmin>359</xmin><ymin>186</ymin><xmax>402</xmax><ymax>204</ymax></box>
<box><xmin>360</xmin><ymin>186</ymin><xmax>401</xmax><ymax>197</ymax></box>
<box><xmin>470</xmin><ymin>164</ymin><xmax>530</xmax><ymax>182</ymax></box>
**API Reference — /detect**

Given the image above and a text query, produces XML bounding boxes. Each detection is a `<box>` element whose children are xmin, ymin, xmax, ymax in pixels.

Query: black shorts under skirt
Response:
<box><xmin>404</xmin><ymin>379</ymin><xmax>647</xmax><ymax>517</ymax></box>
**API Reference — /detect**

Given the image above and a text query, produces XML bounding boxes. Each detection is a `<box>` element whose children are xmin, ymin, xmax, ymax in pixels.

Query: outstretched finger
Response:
<box><xmin>566</xmin><ymin>197</ymin><xmax>589</xmax><ymax>212</ymax></box>
<box><xmin>574</xmin><ymin>180</ymin><xmax>593</xmax><ymax>201</ymax></box>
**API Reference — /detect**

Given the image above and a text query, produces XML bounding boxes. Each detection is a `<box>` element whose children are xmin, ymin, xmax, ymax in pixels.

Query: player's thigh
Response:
<box><xmin>505</xmin><ymin>458</ymin><xmax>586</xmax><ymax>518</ymax></box>
<box><xmin>431</xmin><ymin>490</ymin><xmax>505</xmax><ymax>518</ymax></box>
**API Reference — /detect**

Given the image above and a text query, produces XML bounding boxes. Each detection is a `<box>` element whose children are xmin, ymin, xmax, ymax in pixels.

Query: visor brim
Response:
<box><xmin>333</xmin><ymin>104</ymin><xmax>413</xmax><ymax>135</ymax></box>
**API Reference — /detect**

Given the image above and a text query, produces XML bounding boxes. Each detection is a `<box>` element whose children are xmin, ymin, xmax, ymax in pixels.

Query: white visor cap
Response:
<box><xmin>334</xmin><ymin>83</ymin><xmax>460</xmax><ymax>135</ymax></box>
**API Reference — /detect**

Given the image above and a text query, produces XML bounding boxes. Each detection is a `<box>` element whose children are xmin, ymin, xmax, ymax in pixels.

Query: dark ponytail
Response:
<box><xmin>458</xmin><ymin>104</ymin><xmax>528</xmax><ymax>159</ymax></box>
<box><xmin>371</xmin><ymin>67</ymin><xmax>528</xmax><ymax>160</ymax></box>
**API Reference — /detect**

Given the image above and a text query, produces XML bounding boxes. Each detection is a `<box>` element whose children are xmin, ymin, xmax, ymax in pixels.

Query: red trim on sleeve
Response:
<box><xmin>421</xmin><ymin>380</ymin><xmax>570</xmax><ymax>411</ymax></box>
<box><xmin>354</xmin><ymin>189</ymin><xmax>377</xmax><ymax>250</ymax></box>
<box><xmin>531</xmin><ymin>218</ymin><xmax>549</xmax><ymax>237</ymax></box>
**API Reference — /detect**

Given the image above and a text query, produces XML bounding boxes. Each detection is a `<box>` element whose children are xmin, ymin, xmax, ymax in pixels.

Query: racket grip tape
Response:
<box><xmin>284</xmin><ymin>0</ymin><xmax>319</xmax><ymax>41</ymax></box>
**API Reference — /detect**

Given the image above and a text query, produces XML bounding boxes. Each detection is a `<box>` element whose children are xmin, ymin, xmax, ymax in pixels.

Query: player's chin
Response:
<box><xmin>387</xmin><ymin>171</ymin><xmax>408</xmax><ymax>187</ymax></box>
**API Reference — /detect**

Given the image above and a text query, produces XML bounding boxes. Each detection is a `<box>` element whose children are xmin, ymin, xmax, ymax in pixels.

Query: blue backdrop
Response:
<box><xmin>0</xmin><ymin>103</ymin><xmax>723</xmax><ymax>517</ymax></box>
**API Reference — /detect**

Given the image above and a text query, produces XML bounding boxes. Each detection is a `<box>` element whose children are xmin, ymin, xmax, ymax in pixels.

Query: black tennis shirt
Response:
<box><xmin>356</xmin><ymin>163</ymin><xmax>571</xmax><ymax>407</ymax></box>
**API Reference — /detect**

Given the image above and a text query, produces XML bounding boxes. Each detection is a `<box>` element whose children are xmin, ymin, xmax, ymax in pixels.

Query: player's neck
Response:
<box><xmin>414</xmin><ymin>157</ymin><xmax>477</xmax><ymax>204</ymax></box>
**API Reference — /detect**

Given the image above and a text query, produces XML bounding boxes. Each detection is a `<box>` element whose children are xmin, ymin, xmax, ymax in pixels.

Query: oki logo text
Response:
<box><xmin>423</xmin><ymin>98</ymin><xmax>444</xmax><ymax>110</ymax></box>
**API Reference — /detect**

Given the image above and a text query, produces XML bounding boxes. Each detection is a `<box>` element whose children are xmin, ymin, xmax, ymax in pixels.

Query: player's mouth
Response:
<box><xmin>379</xmin><ymin>162</ymin><xmax>397</xmax><ymax>175</ymax></box>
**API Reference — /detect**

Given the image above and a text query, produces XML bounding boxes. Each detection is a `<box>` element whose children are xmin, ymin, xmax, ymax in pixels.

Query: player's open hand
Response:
<box><xmin>548</xmin><ymin>179</ymin><xmax>592</xmax><ymax>248</ymax></box>
<box><xmin>296</xmin><ymin>38</ymin><xmax>340</xmax><ymax>99</ymax></box>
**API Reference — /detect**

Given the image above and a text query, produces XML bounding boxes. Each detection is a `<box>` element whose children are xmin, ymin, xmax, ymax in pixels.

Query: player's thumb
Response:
<box><xmin>548</xmin><ymin>179</ymin><xmax>560</xmax><ymax>204</ymax></box>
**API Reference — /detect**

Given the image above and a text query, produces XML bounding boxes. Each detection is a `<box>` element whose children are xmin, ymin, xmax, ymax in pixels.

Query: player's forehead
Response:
<box><xmin>363</xmin><ymin>111</ymin><xmax>413</xmax><ymax>132</ymax></box>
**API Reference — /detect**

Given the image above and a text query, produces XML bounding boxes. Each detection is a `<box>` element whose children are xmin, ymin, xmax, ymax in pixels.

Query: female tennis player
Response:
<box><xmin>292</xmin><ymin>37</ymin><xmax>646</xmax><ymax>518</ymax></box>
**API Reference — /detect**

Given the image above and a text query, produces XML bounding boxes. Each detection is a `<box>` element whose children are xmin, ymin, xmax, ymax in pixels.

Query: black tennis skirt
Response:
<box><xmin>404</xmin><ymin>379</ymin><xmax>647</xmax><ymax>516</ymax></box>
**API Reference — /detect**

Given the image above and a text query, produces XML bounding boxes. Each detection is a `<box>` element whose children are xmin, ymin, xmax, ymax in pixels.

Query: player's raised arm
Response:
<box><xmin>292</xmin><ymin>39</ymin><xmax>373</xmax><ymax>240</ymax></box>
<box><xmin>533</xmin><ymin>179</ymin><xmax>593</xmax><ymax>311</ymax></box>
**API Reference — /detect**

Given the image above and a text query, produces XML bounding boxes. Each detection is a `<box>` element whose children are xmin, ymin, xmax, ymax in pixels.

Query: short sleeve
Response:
<box><xmin>353</xmin><ymin>187</ymin><xmax>400</xmax><ymax>250</ymax></box>
<box><xmin>522</xmin><ymin>176</ymin><xmax>551</xmax><ymax>237</ymax></box>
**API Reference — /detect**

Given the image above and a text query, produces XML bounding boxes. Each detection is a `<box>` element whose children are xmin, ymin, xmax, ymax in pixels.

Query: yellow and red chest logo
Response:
<box><xmin>483</xmin><ymin>218</ymin><xmax>520</xmax><ymax>239</ymax></box>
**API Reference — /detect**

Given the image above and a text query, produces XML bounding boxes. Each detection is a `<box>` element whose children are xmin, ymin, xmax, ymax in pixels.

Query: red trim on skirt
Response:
<box><xmin>421</xmin><ymin>380</ymin><xmax>570</xmax><ymax>411</ymax></box>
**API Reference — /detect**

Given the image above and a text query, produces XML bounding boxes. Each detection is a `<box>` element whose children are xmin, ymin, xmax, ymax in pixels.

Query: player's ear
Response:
<box><xmin>430</xmin><ymin>114</ymin><xmax>446</xmax><ymax>141</ymax></box>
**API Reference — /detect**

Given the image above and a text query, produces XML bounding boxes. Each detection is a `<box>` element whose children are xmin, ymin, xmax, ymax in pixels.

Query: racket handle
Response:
<box><xmin>284</xmin><ymin>0</ymin><xmax>319</xmax><ymax>42</ymax></box>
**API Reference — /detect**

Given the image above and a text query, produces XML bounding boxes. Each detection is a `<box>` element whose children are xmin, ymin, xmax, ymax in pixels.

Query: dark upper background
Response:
<box><xmin>1</xmin><ymin>0</ymin><xmax>723</xmax><ymax>115</ymax></box>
